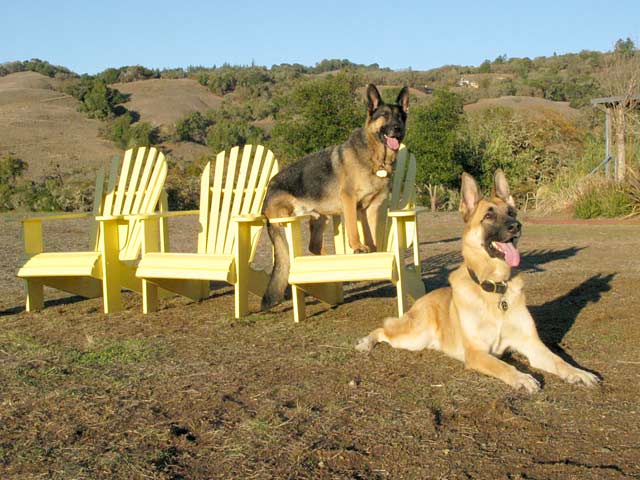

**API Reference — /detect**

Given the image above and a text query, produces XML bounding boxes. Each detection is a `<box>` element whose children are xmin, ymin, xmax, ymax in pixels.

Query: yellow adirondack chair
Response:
<box><xmin>270</xmin><ymin>147</ymin><xmax>425</xmax><ymax>322</ymax></box>
<box><xmin>17</xmin><ymin>147</ymin><xmax>168</xmax><ymax>313</ymax></box>
<box><xmin>134</xmin><ymin>144</ymin><xmax>279</xmax><ymax>318</ymax></box>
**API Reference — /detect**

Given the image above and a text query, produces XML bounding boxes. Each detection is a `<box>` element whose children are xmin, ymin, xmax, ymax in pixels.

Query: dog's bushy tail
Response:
<box><xmin>261</xmin><ymin>220</ymin><xmax>290</xmax><ymax>310</ymax></box>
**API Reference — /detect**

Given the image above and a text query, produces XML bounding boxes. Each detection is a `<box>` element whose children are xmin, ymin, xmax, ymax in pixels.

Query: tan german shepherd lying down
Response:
<box><xmin>356</xmin><ymin>170</ymin><xmax>600</xmax><ymax>393</ymax></box>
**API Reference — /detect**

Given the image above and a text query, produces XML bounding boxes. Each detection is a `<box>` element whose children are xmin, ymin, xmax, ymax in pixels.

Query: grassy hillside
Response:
<box><xmin>112</xmin><ymin>78</ymin><xmax>223</xmax><ymax>129</ymax></box>
<box><xmin>463</xmin><ymin>96</ymin><xmax>580</xmax><ymax>119</ymax></box>
<box><xmin>1</xmin><ymin>44</ymin><xmax>638</xmax><ymax>215</ymax></box>
<box><xmin>0</xmin><ymin>72</ymin><xmax>120</xmax><ymax>180</ymax></box>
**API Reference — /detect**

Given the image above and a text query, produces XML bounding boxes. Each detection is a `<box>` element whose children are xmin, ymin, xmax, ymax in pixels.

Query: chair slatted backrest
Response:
<box><xmin>333</xmin><ymin>146</ymin><xmax>417</xmax><ymax>254</ymax></box>
<box><xmin>382</xmin><ymin>147</ymin><xmax>417</xmax><ymax>251</ymax></box>
<box><xmin>92</xmin><ymin>147</ymin><xmax>167</xmax><ymax>260</ymax></box>
<box><xmin>197</xmin><ymin>145</ymin><xmax>278</xmax><ymax>258</ymax></box>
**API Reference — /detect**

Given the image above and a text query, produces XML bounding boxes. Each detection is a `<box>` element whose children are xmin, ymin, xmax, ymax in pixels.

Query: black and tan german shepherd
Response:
<box><xmin>261</xmin><ymin>84</ymin><xmax>410</xmax><ymax>310</ymax></box>
<box><xmin>356</xmin><ymin>170</ymin><xmax>600</xmax><ymax>393</ymax></box>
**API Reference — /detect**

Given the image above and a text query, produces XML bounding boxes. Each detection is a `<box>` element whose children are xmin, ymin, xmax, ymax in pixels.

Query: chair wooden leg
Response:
<box><xmin>234</xmin><ymin>279</ymin><xmax>248</xmax><ymax>319</ymax></box>
<box><xmin>25</xmin><ymin>279</ymin><xmax>44</xmax><ymax>312</ymax></box>
<box><xmin>99</xmin><ymin>219</ymin><xmax>122</xmax><ymax>314</ymax></box>
<box><xmin>292</xmin><ymin>285</ymin><xmax>306</xmax><ymax>323</ymax></box>
<box><xmin>142</xmin><ymin>279</ymin><xmax>158</xmax><ymax>314</ymax></box>
<box><xmin>396</xmin><ymin>277</ymin><xmax>409</xmax><ymax>317</ymax></box>
<box><xmin>101</xmin><ymin>275</ymin><xmax>122</xmax><ymax>314</ymax></box>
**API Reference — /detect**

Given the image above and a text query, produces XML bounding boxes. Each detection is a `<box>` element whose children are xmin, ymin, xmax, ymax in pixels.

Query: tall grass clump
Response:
<box><xmin>536</xmin><ymin>134</ymin><xmax>605</xmax><ymax>213</ymax></box>
<box><xmin>574</xmin><ymin>179</ymin><xmax>632</xmax><ymax>218</ymax></box>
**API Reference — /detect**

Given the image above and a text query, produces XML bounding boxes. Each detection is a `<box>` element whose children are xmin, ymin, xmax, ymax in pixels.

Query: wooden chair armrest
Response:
<box><xmin>387</xmin><ymin>206</ymin><xmax>429</xmax><ymax>218</ymax></box>
<box><xmin>232</xmin><ymin>214</ymin><xmax>266</xmax><ymax>225</ymax></box>
<box><xmin>124</xmin><ymin>210</ymin><xmax>199</xmax><ymax>220</ymax></box>
<box><xmin>267</xmin><ymin>214</ymin><xmax>311</xmax><ymax>224</ymax></box>
<box><xmin>22</xmin><ymin>213</ymin><xmax>98</xmax><ymax>256</ymax></box>
<box><xmin>22</xmin><ymin>212</ymin><xmax>91</xmax><ymax>223</ymax></box>
<box><xmin>95</xmin><ymin>215</ymin><xmax>128</xmax><ymax>223</ymax></box>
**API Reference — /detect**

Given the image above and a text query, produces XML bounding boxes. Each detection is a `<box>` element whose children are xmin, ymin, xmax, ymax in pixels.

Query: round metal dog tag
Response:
<box><xmin>376</xmin><ymin>169</ymin><xmax>388</xmax><ymax>178</ymax></box>
<box><xmin>499</xmin><ymin>299</ymin><xmax>509</xmax><ymax>312</ymax></box>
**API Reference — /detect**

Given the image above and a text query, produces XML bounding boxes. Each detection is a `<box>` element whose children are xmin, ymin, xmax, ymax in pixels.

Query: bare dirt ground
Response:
<box><xmin>1</xmin><ymin>211</ymin><xmax>639</xmax><ymax>479</ymax></box>
<box><xmin>0</xmin><ymin>72</ymin><xmax>121</xmax><ymax>179</ymax></box>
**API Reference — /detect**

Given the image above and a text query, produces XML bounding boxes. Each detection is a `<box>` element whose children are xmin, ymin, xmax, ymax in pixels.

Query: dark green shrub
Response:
<box><xmin>66</xmin><ymin>77</ymin><xmax>129</xmax><ymax>120</ymax></box>
<box><xmin>128</xmin><ymin>122</ymin><xmax>159</xmax><ymax>147</ymax></box>
<box><xmin>175</xmin><ymin>111</ymin><xmax>212</xmax><ymax>144</ymax></box>
<box><xmin>19</xmin><ymin>178</ymin><xmax>64</xmax><ymax>211</ymax></box>
<box><xmin>208</xmin><ymin>68</ymin><xmax>238</xmax><ymax>95</ymax></box>
<box><xmin>106</xmin><ymin>113</ymin><xmax>134</xmax><ymax>148</ymax></box>
<box><xmin>165</xmin><ymin>159</ymin><xmax>206</xmax><ymax>210</ymax></box>
<box><xmin>269</xmin><ymin>72</ymin><xmax>364</xmax><ymax>163</ymax></box>
<box><xmin>404</xmin><ymin>90</ymin><xmax>464</xmax><ymax>193</ymax></box>
<box><xmin>105</xmin><ymin>114</ymin><xmax>159</xmax><ymax>148</ymax></box>
<box><xmin>0</xmin><ymin>154</ymin><xmax>28</xmax><ymax>210</ymax></box>
<box><xmin>81</xmin><ymin>79</ymin><xmax>113</xmax><ymax>119</ymax></box>
<box><xmin>98</xmin><ymin>68</ymin><xmax>121</xmax><ymax>84</ymax></box>
<box><xmin>206</xmin><ymin>120</ymin><xmax>264</xmax><ymax>152</ymax></box>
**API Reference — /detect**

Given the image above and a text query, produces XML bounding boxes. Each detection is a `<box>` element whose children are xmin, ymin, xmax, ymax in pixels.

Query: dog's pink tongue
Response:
<box><xmin>385</xmin><ymin>136</ymin><xmax>400</xmax><ymax>151</ymax></box>
<box><xmin>494</xmin><ymin>242</ymin><xmax>520</xmax><ymax>267</ymax></box>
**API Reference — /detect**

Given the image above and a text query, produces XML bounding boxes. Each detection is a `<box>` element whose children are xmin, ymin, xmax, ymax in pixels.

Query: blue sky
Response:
<box><xmin>3</xmin><ymin>0</ymin><xmax>639</xmax><ymax>74</ymax></box>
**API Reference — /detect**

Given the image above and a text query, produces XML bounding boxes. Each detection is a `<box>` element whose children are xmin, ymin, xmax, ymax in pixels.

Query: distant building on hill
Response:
<box><xmin>457</xmin><ymin>78</ymin><xmax>479</xmax><ymax>89</ymax></box>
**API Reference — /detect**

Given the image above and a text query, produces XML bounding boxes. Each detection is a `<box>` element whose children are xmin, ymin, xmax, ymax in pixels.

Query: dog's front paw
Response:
<box><xmin>352</xmin><ymin>245</ymin><xmax>370</xmax><ymax>254</ymax></box>
<box><xmin>564</xmin><ymin>368</ymin><xmax>600</xmax><ymax>387</ymax></box>
<box><xmin>510</xmin><ymin>372</ymin><xmax>541</xmax><ymax>393</ymax></box>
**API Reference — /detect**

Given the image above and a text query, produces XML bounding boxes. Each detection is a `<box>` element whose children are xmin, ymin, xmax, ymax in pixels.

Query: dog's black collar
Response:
<box><xmin>467</xmin><ymin>268</ymin><xmax>508</xmax><ymax>294</ymax></box>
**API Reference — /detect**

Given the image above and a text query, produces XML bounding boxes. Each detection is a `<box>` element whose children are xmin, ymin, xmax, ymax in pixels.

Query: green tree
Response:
<box><xmin>106</xmin><ymin>113</ymin><xmax>159</xmax><ymax>148</ymax></box>
<box><xmin>404</xmin><ymin>90</ymin><xmax>464</xmax><ymax>190</ymax></box>
<box><xmin>128</xmin><ymin>122</ymin><xmax>159</xmax><ymax>147</ymax></box>
<box><xmin>208</xmin><ymin>67</ymin><xmax>238</xmax><ymax>95</ymax></box>
<box><xmin>614</xmin><ymin>37</ymin><xmax>637</xmax><ymax>58</ymax></box>
<box><xmin>68</xmin><ymin>77</ymin><xmax>128</xmax><ymax>120</ymax></box>
<box><xmin>478</xmin><ymin>59</ymin><xmax>492</xmax><ymax>73</ymax></box>
<box><xmin>206</xmin><ymin>120</ymin><xmax>264</xmax><ymax>152</ymax></box>
<box><xmin>81</xmin><ymin>79</ymin><xmax>113</xmax><ymax>119</ymax></box>
<box><xmin>494</xmin><ymin>54</ymin><xmax>507</xmax><ymax>64</ymax></box>
<box><xmin>98</xmin><ymin>67</ymin><xmax>121</xmax><ymax>84</ymax></box>
<box><xmin>269</xmin><ymin>72</ymin><xmax>364</xmax><ymax>162</ymax></box>
<box><xmin>175</xmin><ymin>111</ymin><xmax>212</xmax><ymax>144</ymax></box>
<box><xmin>107</xmin><ymin>113</ymin><xmax>134</xmax><ymax>148</ymax></box>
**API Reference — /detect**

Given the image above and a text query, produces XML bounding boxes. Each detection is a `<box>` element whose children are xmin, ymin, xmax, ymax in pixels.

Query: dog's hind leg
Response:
<box><xmin>355</xmin><ymin>326</ymin><xmax>388</xmax><ymax>352</ymax></box>
<box><xmin>356</xmin><ymin>313</ymin><xmax>436</xmax><ymax>352</ymax></box>
<box><xmin>261</xmin><ymin>221</ymin><xmax>291</xmax><ymax>311</ymax></box>
<box><xmin>308</xmin><ymin>215</ymin><xmax>328</xmax><ymax>255</ymax></box>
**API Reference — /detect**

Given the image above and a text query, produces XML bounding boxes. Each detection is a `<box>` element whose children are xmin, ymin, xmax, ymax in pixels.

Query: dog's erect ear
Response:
<box><xmin>367</xmin><ymin>84</ymin><xmax>383</xmax><ymax>114</ymax></box>
<box><xmin>396</xmin><ymin>86</ymin><xmax>410</xmax><ymax>113</ymax></box>
<box><xmin>460</xmin><ymin>172</ymin><xmax>482</xmax><ymax>220</ymax></box>
<box><xmin>493</xmin><ymin>169</ymin><xmax>515</xmax><ymax>208</ymax></box>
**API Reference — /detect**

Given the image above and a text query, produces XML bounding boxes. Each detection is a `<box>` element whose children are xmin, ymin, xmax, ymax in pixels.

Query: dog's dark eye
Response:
<box><xmin>483</xmin><ymin>211</ymin><xmax>495</xmax><ymax>220</ymax></box>
<box><xmin>508</xmin><ymin>208</ymin><xmax>517</xmax><ymax>218</ymax></box>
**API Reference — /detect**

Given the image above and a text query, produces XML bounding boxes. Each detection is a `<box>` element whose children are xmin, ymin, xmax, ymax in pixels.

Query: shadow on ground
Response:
<box><xmin>532</xmin><ymin>272</ymin><xmax>615</xmax><ymax>345</ymax></box>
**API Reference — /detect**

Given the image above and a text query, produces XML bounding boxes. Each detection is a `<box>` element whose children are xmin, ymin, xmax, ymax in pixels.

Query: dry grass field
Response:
<box><xmin>0</xmin><ymin>73</ymin><xmax>225</xmax><ymax>181</ymax></box>
<box><xmin>113</xmin><ymin>78</ymin><xmax>223</xmax><ymax>128</ymax></box>
<box><xmin>1</xmin><ymin>211</ymin><xmax>639</xmax><ymax>479</ymax></box>
<box><xmin>464</xmin><ymin>96</ymin><xmax>580</xmax><ymax>119</ymax></box>
<box><xmin>0</xmin><ymin>72</ymin><xmax>120</xmax><ymax>179</ymax></box>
